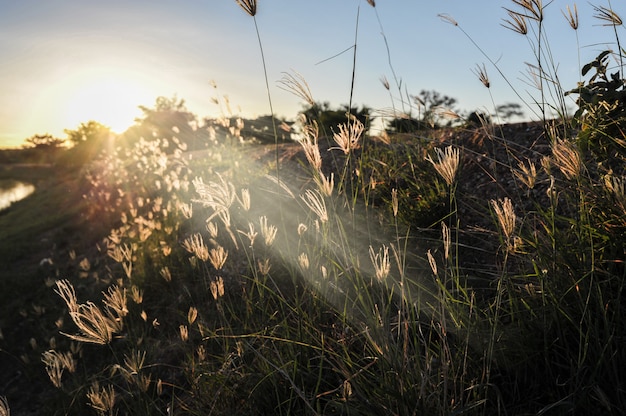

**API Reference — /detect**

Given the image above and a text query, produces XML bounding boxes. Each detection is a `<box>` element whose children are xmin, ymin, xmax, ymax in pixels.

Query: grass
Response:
<box><xmin>1</xmin><ymin>1</ymin><xmax>626</xmax><ymax>415</ymax></box>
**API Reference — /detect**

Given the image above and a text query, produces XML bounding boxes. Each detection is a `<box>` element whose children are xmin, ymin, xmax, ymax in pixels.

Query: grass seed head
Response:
<box><xmin>235</xmin><ymin>0</ymin><xmax>256</xmax><ymax>17</ymax></box>
<box><xmin>86</xmin><ymin>382</ymin><xmax>116</xmax><ymax>415</ymax></box>
<box><xmin>426</xmin><ymin>146</ymin><xmax>460</xmax><ymax>186</ymax></box>
<box><xmin>563</xmin><ymin>4</ymin><xmax>579</xmax><ymax>30</ymax></box>
<box><xmin>593</xmin><ymin>5</ymin><xmax>622</xmax><ymax>26</ymax></box>
<box><xmin>0</xmin><ymin>396</ymin><xmax>9</xmax><ymax>416</ymax></box>
<box><xmin>552</xmin><ymin>139</ymin><xmax>582</xmax><ymax>180</ymax></box>
<box><xmin>491</xmin><ymin>197</ymin><xmax>517</xmax><ymax>241</ymax></box>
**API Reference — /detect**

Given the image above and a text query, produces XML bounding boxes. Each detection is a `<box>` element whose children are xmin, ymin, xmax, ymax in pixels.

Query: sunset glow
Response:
<box><xmin>61</xmin><ymin>69</ymin><xmax>156</xmax><ymax>134</ymax></box>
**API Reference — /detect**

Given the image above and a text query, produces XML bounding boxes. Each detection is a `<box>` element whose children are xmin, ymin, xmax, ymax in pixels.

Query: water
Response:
<box><xmin>0</xmin><ymin>181</ymin><xmax>35</xmax><ymax>211</ymax></box>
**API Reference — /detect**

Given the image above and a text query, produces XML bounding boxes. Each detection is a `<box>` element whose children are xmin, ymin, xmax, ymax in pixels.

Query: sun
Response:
<box><xmin>62</xmin><ymin>69</ymin><xmax>155</xmax><ymax>134</ymax></box>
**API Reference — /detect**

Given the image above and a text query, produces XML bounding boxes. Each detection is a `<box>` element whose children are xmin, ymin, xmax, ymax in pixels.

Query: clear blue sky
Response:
<box><xmin>0</xmin><ymin>0</ymin><xmax>622</xmax><ymax>147</ymax></box>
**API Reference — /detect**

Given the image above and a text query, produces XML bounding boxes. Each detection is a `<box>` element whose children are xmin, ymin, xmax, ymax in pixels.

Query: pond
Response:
<box><xmin>0</xmin><ymin>180</ymin><xmax>36</xmax><ymax>211</ymax></box>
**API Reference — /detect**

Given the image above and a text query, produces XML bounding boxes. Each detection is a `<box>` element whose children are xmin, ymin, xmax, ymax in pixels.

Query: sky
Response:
<box><xmin>0</xmin><ymin>0</ymin><xmax>623</xmax><ymax>148</ymax></box>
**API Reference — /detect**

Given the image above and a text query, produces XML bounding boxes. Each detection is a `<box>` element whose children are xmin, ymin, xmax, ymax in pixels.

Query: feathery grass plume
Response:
<box><xmin>298</xmin><ymin>253</ymin><xmax>310</xmax><ymax>270</ymax></box>
<box><xmin>42</xmin><ymin>350</ymin><xmax>73</xmax><ymax>388</ymax></box>
<box><xmin>514</xmin><ymin>159</ymin><xmax>538</xmax><ymax>189</ymax></box>
<box><xmin>391</xmin><ymin>188</ymin><xmax>398</xmax><ymax>218</ymax></box>
<box><xmin>179</xmin><ymin>325</ymin><xmax>189</xmax><ymax>342</ymax></box>
<box><xmin>208</xmin><ymin>245</ymin><xmax>228</xmax><ymax>270</ymax></box>
<box><xmin>332</xmin><ymin>113</ymin><xmax>365</xmax><ymax>154</ymax></box>
<box><xmin>240</xmin><ymin>222</ymin><xmax>258</xmax><ymax>247</ymax></box>
<box><xmin>0</xmin><ymin>396</ymin><xmax>8</xmax><ymax>416</ymax></box>
<box><xmin>123</xmin><ymin>350</ymin><xmax>145</xmax><ymax>374</ymax></box>
<box><xmin>502</xmin><ymin>10</ymin><xmax>528</xmax><ymax>35</ymax></box>
<box><xmin>182</xmin><ymin>233</ymin><xmax>209</xmax><ymax>262</ymax></box>
<box><xmin>605</xmin><ymin>175</ymin><xmax>626</xmax><ymax>203</ymax></box>
<box><xmin>301</xmin><ymin>189</ymin><xmax>329</xmax><ymax>223</ymax></box>
<box><xmin>592</xmin><ymin>4</ymin><xmax>622</xmax><ymax>26</ymax></box>
<box><xmin>179</xmin><ymin>202</ymin><xmax>193</xmax><ymax>219</ymax></box>
<box><xmin>192</xmin><ymin>174</ymin><xmax>236</xmax><ymax>227</ymax></box>
<box><xmin>239</xmin><ymin>188</ymin><xmax>251</xmax><ymax>211</ymax></box>
<box><xmin>56</xmin><ymin>280</ymin><xmax>124</xmax><ymax>344</ymax></box>
<box><xmin>438</xmin><ymin>13</ymin><xmax>458</xmax><ymax>26</ymax></box>
<box><xmin>206</xmin><ymin>221</ymin><xmax>219</xmax><ymax>239</ymax></box>
<box><xmin>369</xmin><ymin>245</ymin><xmax>390</xmax><ymax>281</ymax></box>
<box><xmin>235</xmin><ymin>0</ymin><xmax>256</xmax><ymax>16</ymax></box>
<box><xmin>131</xmin><ymin>286</ymin><xmax>143</xmax><ymax>304</ymax></box>
<box><xmin>491</xmin><ymin>197</ymin><xmax>517</xmax><ymax>240</ymax></box>
<box><xmin>552</xmin><ymin>139</ymin><xmax>582</xmax><ymax>180</ymax></box>
<box><xmin>366</xmin><ymin>0</ymin><xmax>375</xmax><ymax>7</ymax></box>
<box><xmin>562</xmin><ymin>4</ymin><xmax>579</xmax><ymax>30</ymax></box>
<box><xmin>102</xmin><ymin>285</ymin><xmax>128</xmax><ymax>320</ymax></box>
<box><xmin>259</xmin><ymin>215</ymin><xmax>278</xmax><ymax>246</ymax></box>
<box><xmin>507</xmin><ymin>0</ymin><xmax>543</xmax><ymax>22</ymax></box>
<box><xmin>160</xmin><ymin>266</ymin><xmax>172</xmax><ymax>282</ymax></box>
<box><xmin>427</xmin><ymin>250</ymin><xmax>438</xmax><ymax>276</ymax></box>
<box><xmin>257</xmin><ymin>258</ymin><xmax>272</xmax><ymax>275</ymax></box>
<box><xmin>210</xmin><ymin>276</ymin><xmax>225</xmax><ymax>300</ymax></box>
<box><xmin>55</xmin><ymin>279</ymin><xmax>78</xmax><ymax>314</ymax></box>
<box><xmin>64</xmin><ymin>302</ymin><xmax>118</xmax><ymax>345</ymax></box>
<box><xmin>442</xmin><ymin>222</ymin><xmax>450</xmax><ymax>261</ymax></box>
<box><xmin>86</xmin><ymin>382</ymin><xmax>116</xmax><ymax>416</ymax></box>
<box><xmin>188</xmin><ymin>307</ymin><xmax>198</xmax><ymax>325</ymax></box>
<box><xmin>314</xmin><ymin>171</ymin><xmax>335</xmax><ymax>196</ymax></box>
<box><xmin>380</xmin><ymin>75</ymin><xmax>390</xmax><ymax>90</ymax></box>
<box><xmin>298</xmin><ymin>115</ymin><xmax>322</xmax><ymax>171</ymax></box>
<box><xmin>473</xmin><ymin>63</ymin><xmax>490</xmax><ymax>88</ymax></box>
<box><xmin>277</xmin><ymin>70</ymin><xmax>315</xmax><ymax>106</ymax></box>
<box><xmin>426</xmin><ymin>145</ymin><xmax>460</xmax><ymax>186</ymax></box>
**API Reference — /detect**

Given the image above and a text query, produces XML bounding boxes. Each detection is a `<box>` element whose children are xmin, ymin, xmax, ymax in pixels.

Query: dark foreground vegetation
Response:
<box><xmin>1</xmin><ymin>1</ymin><xmax>626</xmax><ymax>415</ymax></box>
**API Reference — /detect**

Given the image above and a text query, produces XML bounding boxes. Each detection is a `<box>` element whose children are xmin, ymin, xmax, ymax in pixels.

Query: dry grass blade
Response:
<box><xmin>235</xmin><ymin>0</ymin><xmax>256</xmax><ymax>17</ymax></box>
<box><xmin>592</xmin><ymin>5</ymin><xmax>623</xmax><ymax>26</ymax></box>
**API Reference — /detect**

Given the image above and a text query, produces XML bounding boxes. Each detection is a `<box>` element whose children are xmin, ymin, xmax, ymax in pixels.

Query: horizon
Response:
<box><xmin>0</xmin><ymin>1</ymin><xmax>622</xmax><ymax>148</ymax></box>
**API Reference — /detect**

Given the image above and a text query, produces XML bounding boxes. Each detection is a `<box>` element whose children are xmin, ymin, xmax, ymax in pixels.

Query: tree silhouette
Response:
<box><xmin>124</xmin><ymin>96</ymin><xmax>211</xmax><ymax>151</ymax></box>
<box><xmin>64</xmin><ymin>121</ymin><xmax>112</xmax><ymax>146</ymax></box>
<box><xmin>386</xmin><ymin>90</ymin><xmax>459</xmax><ymax>133</ymax></box>
<box><xmin>302</xmin><ymin>101</ymin><xmax>371</xmax><ymax>136</ymax></box>
<box><xmin>61</xmin><ymin>121</ymin><xmax>113</xmax><ymax>169</ymax></box>
<box><xmin>24</xmin><ymin>134</ymin><xmax>65</xmax><ymax>149</ymax></box>
<box><xmin>496</xmin><ymin>103</ymin><xmax>524</xmax><ymax>122</ymax></box>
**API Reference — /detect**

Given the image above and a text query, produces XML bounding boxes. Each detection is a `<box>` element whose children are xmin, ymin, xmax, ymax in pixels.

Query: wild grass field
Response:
<box><xmin>1</xmin><ymin>1</ymin><xmax>626</xmax><ymax>415</ymax></box>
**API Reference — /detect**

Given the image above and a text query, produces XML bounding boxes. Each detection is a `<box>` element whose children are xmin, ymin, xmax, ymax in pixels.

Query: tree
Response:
<box><xmin>60</xmin><ymin>121</ymin><xmax>113</xmax><ymax>169</ymax></box>
<box><xmin>466</xmin><ymin>111</ymin><xmax>492</xmax><ymax>126</ymax></box>
<box><xmin>496</xmin><ymin>103</ymin><xmax>524</xmax><ymax>122</ymax></box>
<box><xmin>132</xmin><ymin>96</ymin><xmax>197</xmax><ymax>142</ymax></box>
<box><xmin>386</xmin><ymin>116</ymin><xmax>430</xmax><ymax>133</ymax></box>
<box><xmin>24</xmin><ymin>134</ymin><xmax>65</xmax><ymax>149</ymax></box>
<box><xmin>64</xmin><ymin>121</ymin><xmax>112</xmax><ymax>146</ymax></box>
<box><xmin>412</xmin><ymin>90</ymin><xmax>458</xmax><ymax>128</ymax></box>
<box><xmin>302</xmin><ymin>101</ymin><xmax>371</xmax><ymax>136</ymax></box>
<box><xmin>385</xmin><ymin>90</ymin><xmax>459</xmax><ymax>133</ymax></box>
